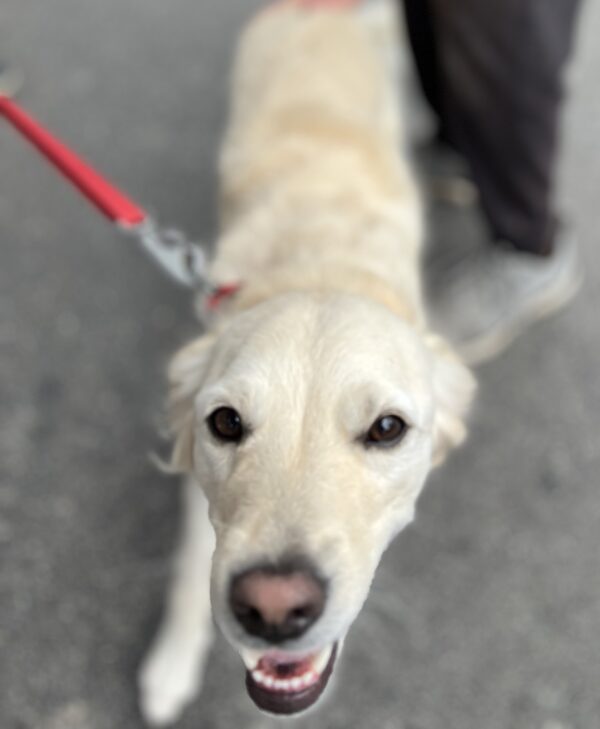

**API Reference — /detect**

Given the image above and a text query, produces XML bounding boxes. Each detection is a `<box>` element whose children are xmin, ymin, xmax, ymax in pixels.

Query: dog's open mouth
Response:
<box><xmin>241</xmin><ymin>642</ymin><xmax>338</xmax><ymax>715</ymax></box>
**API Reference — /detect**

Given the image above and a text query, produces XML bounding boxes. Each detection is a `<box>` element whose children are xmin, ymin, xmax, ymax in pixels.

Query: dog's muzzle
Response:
<box><xmin>228</xmin><ymin>556</ymin><xmax>338</xmax><ymax>714</ymax></box>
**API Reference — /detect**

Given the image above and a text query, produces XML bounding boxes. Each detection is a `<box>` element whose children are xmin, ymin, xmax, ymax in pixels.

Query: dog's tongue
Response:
<box><xmin>245</xmin><ymin>643</ymin><xmax>337</xmax><ymax>715</ymax></box>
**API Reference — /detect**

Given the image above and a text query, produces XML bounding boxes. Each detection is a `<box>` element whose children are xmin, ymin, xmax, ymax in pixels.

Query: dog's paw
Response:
<box><xmin>138</xmin><ymin>630</ymin><xmax>211</xmax><ymax>726</ymax></box>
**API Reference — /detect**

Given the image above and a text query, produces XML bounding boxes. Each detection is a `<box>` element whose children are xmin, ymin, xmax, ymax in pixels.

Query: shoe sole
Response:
<box><xmin>458</xmin><ymin>266</ymin><xmax>584</xmax><ymax>366</ymax></box>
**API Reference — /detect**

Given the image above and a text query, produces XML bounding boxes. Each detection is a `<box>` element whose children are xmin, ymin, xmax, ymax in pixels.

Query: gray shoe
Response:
<box><xmin>428</xmin><ymin>230</ymin><xmax>583</xmax><ymax>365</ymax></box>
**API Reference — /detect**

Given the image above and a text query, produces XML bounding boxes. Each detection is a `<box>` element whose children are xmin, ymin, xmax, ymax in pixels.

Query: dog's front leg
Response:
<box><xmin>139</xmin><ymin>477</ymin><xmax>215</xmax><ymax>726</ymax></box>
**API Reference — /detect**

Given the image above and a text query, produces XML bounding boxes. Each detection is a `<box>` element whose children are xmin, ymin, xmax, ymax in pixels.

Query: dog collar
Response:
<box><xmin>205</xmin><ymin>282</ymin><xmax>242</xmax><ymax>310</ymax></box>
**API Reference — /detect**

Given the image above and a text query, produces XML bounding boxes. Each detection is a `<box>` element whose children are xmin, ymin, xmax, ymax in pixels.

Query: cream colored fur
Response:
<box><xmin>139</xmin><ymin>4</ymin><xmax>475</xmax><ymax>725</ymax></box>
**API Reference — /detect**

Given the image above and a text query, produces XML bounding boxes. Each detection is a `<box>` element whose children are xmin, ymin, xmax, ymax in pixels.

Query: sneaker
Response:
<box><xmin>428</xmin><ymin>229</ymin><xmax>583</xmax><ymax>365</ymax></box>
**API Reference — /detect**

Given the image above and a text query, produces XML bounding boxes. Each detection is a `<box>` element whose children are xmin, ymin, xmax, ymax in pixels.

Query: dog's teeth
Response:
<box><xmin>246</xmin><ymin>644</ymin><xmax>335</xmax><ymax>694</ymax></box>
<box><xmin>252</xmin><ymin>671</ymin><xmax>319</xmax><ymax>693</ymax></box>
<box><xmin>304</xmin><ymin>671</ymin><xmax>319</xmax><ymax>687</ymax></box>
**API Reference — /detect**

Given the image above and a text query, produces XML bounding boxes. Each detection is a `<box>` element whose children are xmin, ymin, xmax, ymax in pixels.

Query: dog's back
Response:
<box><xmin>211</xmin><ymin>3</ymin><xmax>423</xmax><ymax>314</ymax></box>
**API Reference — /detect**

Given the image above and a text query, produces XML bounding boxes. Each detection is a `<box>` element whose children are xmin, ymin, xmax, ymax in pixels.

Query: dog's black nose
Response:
<box><xmin>229</xmin><ymin>559</ymin><xmax>326</xmax><ymax>643</ymax></box>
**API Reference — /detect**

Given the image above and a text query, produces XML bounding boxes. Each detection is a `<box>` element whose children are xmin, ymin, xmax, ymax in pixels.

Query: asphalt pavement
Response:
<box><xmin>1</xmin><ymin>2</ymin><xmax>599</xmax><ymax>728</ymax></box>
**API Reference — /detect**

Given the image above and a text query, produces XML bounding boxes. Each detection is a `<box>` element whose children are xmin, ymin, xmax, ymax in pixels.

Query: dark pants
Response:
<box><xmin>401</xmin><ymin>0</ymin><xmax>582</xmax><ymax>255</ymax></box>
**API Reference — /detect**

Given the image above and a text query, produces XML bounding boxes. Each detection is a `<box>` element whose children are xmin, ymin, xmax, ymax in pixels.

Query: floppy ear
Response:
<box><xmin>167</xmin><ymin>334</ymin><xmax>215</xmax><ymax>473</ymax></box>
<box><xmin>426</xmin><ymin>334</ymin><xmax>477</xmax><ymax>467</ymax></box>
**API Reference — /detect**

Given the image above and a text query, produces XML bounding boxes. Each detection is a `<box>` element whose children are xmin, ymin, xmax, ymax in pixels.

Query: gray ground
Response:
<box><xmin>1</xmin><ymin>2</ymin><xmax>599</xmax><ymax>728</ymax></box>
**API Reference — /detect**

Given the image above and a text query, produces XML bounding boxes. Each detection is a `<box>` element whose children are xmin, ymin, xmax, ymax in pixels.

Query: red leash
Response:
<box><xmin>0</xmin><ymin>94</ymin><xmax>145</xmax><ymax>227</ymax></box>
<box><xmin>0</xmin><ymin>93</ymin><xmax>212</xmax><ymax>289</ymax></box>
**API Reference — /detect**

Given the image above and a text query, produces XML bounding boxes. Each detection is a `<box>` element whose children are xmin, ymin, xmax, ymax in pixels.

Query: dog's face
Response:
<box><xmin>169</xmin><ymin>292</ymin><xmax>474</xmax><ymax>715</ymax></box>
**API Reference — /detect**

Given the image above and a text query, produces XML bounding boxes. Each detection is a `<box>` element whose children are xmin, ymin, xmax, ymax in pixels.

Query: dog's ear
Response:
<box><xmin>167</xmin><ymin>334</ymin><xmax>215</xmax><ymax>473</ymax></box>
<box><xmin>426</xmin><ymin>334</ymin><xmax>476</xmax><ymax>467</ymax></box>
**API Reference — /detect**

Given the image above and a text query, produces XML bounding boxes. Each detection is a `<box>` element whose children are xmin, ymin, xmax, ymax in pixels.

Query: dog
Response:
<box><xmin>138</xmin><ymin>1</ymin><xmax>475</xmax><ymax>724</ymax></box>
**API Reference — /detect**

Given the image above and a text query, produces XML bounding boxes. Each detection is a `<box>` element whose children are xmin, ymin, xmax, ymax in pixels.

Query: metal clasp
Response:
<box><xmin>122</xmin><ymin>218</ymin><xmax>211</xmax><ymax>290</ymax></box>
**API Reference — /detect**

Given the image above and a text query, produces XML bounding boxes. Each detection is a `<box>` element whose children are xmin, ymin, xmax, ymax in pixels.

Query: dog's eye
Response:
<box><xmin>208</xmin><ymin>407</ymin><xmax>244</xmax><ymax>443</ymax></box>
<box><xmin>364</xmin><ymin>415</ymin><xmax>408</xmax><ymax>448</ymax></box>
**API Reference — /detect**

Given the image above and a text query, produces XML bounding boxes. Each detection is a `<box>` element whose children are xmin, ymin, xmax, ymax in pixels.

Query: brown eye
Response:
<box><xmin>208</xmin><ymin>407</ymin><xmax>244</xmax><ymax>443</ymax></box>
<box><xmin>365</xmin><ymin>415</ymin><xmax>408</xmax><ymax>448</ymax></box>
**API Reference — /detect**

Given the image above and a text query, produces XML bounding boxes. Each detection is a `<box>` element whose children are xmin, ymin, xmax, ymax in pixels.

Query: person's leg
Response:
<box><xmin>403</xmin><ymin>0</ymin><xmax>581</xmax><ymax>254</ymax></box>
<box><xmin>401</xmin><ymin>0</ymin><xmax>478</xmax><ymax>208</ymax></box>
<box><xmin>430</xmin><ymin>0</ymin><xmax>582</xmax><ymax>256</ymax></box>
<box><xmin>401</xmin><ymin>0</ymin><xmax>583</xmax><ymax>363</ymax></box>
<box><xmin>401</xmin><ymin>0</ymin><xmax>444</xmax><ymax>132</ymax></box>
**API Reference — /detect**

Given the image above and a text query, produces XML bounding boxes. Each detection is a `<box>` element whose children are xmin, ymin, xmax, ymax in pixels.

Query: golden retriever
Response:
<box><xmin>139</xmin><ymin>2</ymin><xmax>475</xmax><ymax>724</ymax></box>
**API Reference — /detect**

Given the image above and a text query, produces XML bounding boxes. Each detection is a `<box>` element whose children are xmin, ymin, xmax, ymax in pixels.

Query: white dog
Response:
<box><xmin>139</xmin><ymin>2</ymin><xmax>475</xmax><ymax>724</ymax></box>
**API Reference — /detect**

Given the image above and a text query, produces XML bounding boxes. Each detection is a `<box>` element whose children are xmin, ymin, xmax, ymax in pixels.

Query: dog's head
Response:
<box><xmin>168</xmin><ymin>292</ymin><xmax>474</xmax><ymax>715</ymax></box>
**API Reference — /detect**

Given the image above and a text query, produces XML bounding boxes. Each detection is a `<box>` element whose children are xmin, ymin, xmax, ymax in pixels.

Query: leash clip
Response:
<box><xmin>122</xmin><ymin>218</ymin><xmax>211</xmax><ymax>290</ymax></box>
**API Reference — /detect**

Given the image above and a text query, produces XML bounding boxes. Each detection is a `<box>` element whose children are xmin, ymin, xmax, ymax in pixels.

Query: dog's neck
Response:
<box><xmin>206</xmin><ymin>260</ymin><xmax>424</xmax><ymax>327</ymax></box>
<box><xmin>207</xmin><ymin>187</ymin><xmax>425</xmax><ymax>327</ymax></box>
